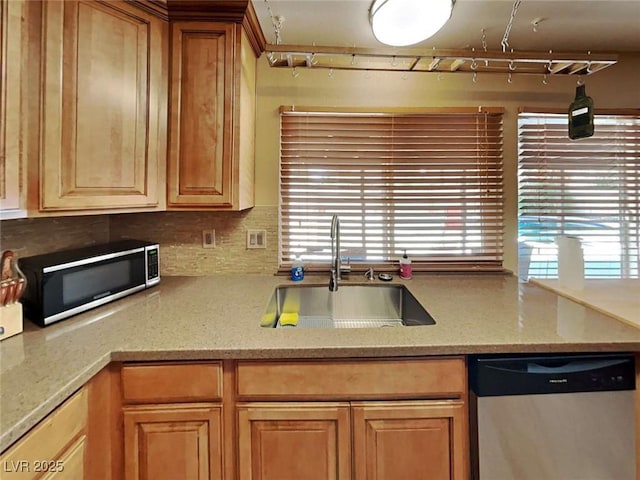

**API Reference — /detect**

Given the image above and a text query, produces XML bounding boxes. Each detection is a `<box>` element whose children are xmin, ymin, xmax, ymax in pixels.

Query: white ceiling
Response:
<box><xmin>251</xmin><ymin>0</ymin><xmax>640</xmax><ymax>53</ymax></box>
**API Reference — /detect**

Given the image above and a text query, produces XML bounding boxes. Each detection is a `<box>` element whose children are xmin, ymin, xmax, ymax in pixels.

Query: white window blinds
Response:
<box><xmin>518</xmin><ymin>111</ymin><xmax>640</xmax><ymax>279</ymax></box>
<box><xmin>280</xmin><ymin>108</ymin><xmax>504</xmax><ymax>272</ymax></box>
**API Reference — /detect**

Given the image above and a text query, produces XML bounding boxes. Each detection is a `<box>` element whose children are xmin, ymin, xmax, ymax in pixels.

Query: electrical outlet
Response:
<box><xmin>246</xmin><ymin>229</ymin><xmax>267</xmax><ymax>249</ymax></box>
<box><xmin>202</xmin><ymin>229</ymin><xmax>216</xmax><ymax>248</ymax></box>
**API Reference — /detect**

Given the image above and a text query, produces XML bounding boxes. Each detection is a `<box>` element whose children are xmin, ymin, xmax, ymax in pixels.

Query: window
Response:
<box><xmin>518</xmin><ymin>111</ymin><xmax>640</xmax><ymax>279</ymax></box>
<box><xmin>279</xmin><ymin>108</ymin><xmax>504</xmax><ymax>272</ymax></box>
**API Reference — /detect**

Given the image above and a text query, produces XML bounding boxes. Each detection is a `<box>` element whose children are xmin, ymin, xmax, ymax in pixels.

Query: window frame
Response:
<box><xmin>278</xmin><ymin>106</ymin><xmax>506</xmax><ymax>274</ymax></box>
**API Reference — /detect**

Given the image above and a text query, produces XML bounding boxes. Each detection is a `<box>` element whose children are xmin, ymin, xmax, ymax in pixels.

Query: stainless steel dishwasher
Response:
<box><xmin>469</xmin><ymin>353</ymin><xmax>636</xmax><ymax>480</ymax></box>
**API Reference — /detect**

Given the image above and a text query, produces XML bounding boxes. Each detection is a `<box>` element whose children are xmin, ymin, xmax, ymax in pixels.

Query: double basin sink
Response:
<box><xmin>262</xmin><ymin>284</ymin><xmax>436</xmax><ymax>329</ymax></box>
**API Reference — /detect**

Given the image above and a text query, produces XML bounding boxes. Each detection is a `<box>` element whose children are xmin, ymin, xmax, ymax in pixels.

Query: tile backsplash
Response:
<box><xmin>108</xmin><ymin>206</ymin><xmax>280</xmax><ymax>275</ymax></box>
<box><xmin>0</xmin><ymin>206</ymin><xmax>280</xmax><ymax>275</ymax></box>
<box><xmin>0</xmin><ymin>216</ymin><xmax>110</xmax><ymax>258</ymax></box>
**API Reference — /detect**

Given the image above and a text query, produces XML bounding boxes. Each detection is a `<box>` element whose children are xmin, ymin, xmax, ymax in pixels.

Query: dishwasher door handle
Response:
<box><xmin>482</xmin><ymin>358</ymin><xmax>630</xmax><ymax>375</ymax></box>
<box><xmin>525</xmin><ymin>358</ymin><xmax>629</xmax><ymax>374</ymax></box>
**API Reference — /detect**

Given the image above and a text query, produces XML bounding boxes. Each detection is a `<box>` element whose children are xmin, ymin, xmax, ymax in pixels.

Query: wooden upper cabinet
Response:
<box><xmin>40</xmin><ymin>0</ymin><xmax>167</xmax><ymax>212</ymax></box>
<box><xmin>0</xmin><ymin>0</ymin><xmax>24</xmax><ymax>217</ymax></box>
<box><xmin>168</xmin><ymin>22</ymin><xmax>233</xmax><ymax>207</ymax></box>
<box><xmin>168</xmin><ymin>21</ymin><xmax>256</xmax><ymax>210</ymax></box>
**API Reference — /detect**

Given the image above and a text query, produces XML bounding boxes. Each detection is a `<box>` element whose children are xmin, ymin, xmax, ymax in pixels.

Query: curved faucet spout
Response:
<box><xmin>330</xmin><ymin>215</ymin><xmax>340</xmax><ymax>291</ymax></box>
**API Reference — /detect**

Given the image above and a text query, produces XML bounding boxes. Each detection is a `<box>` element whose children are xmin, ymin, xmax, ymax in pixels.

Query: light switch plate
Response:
<box><xmin>202</xmin><ymin>229</ymin><xmax>216</xmax><ymax>248</ymax></box>
<box><xmin>247</xmin><ymin>229</ymin><xmax>267</xmax><ymax>249</ymax></box>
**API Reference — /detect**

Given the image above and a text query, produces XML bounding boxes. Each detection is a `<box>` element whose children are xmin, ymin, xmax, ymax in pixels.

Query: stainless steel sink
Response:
<box><xmin>261</xmin><ymin>284</ymin><xmax>436</xmax><ymax>328</ymax></box>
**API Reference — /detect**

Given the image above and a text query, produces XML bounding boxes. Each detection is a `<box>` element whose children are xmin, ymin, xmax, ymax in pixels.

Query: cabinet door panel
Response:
<box><xmin>0</xmin><ymin>0</ymin><xmax>23</xmax><ymax>213</ymax></box>
<box><xmin>123</xmin><ymin>404</ymin><xmax>222</xmax><ymax>480</ymax></box>
<box><xmin>73</xmin><ymin>3</ymin><xmax>142</xmax><ymax>190</ymax></box>
<box><xmin>41</xmin><ymin>435</ymin><xmax>87</xmax><ymax>480</ymax></box>
<box><xmin>352</xmin><ymin>401</ymin><xmax>468</xmax><ymax>480</ymax></box>
<box><xmin>41</xmin><ymin>0</ymin><xmax>164</xmax><ymax>210</ymax></box>
<box><xmin>168</xmin><ymin>22</ymin><xmax>234</xmax><ymax>207</ymax></box>
<box><xmin>237</xmin><ymin>402</ymin><xmax>351</xmax><ymax>480</ymax></box>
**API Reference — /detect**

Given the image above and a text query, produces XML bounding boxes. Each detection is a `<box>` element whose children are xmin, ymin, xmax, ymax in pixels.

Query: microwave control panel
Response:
<box><xmin>146</xmin><ymin>245</ymin><xmax>160</xmax><ymax>286</ymax></box>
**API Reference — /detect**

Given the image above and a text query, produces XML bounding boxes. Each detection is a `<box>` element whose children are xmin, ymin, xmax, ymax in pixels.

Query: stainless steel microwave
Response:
<box><xmin>19</xmin><ymin>240</ymin><xmax>160</xmax><ymax>326</ymax></box>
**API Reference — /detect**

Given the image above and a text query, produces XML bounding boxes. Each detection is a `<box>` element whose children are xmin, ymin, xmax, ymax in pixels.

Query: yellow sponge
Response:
<box><xmin>261</xmin><ymin>312</ymin><xmax>276</xmax><ymax>327</ymax></box>
<box><xmin>279</xmin><ymin>312</ymin><xmax>299</xmax><ymax>327</ymax></box>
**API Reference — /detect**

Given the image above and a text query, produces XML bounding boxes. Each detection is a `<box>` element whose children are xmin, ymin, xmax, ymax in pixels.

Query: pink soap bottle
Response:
<box><xmin>399</xmin><ymin>250</ymin><xmax>412</xmax><ymax>279</ymax></box>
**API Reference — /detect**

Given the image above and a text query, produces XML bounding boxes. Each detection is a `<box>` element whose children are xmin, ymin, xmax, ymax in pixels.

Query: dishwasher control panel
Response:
<box><xmin>470</xmin><ymin>353</ymin><xmax>635</xmax><ymax>396</ymax></box>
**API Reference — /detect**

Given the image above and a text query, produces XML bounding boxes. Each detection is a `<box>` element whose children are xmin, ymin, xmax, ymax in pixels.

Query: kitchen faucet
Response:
<box><xmin>329</xmin><ymin>215</ymin><xmax>341</xmax><ymax>291</ymax></box>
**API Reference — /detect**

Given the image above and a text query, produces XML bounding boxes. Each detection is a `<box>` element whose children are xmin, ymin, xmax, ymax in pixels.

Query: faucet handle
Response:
<box><xmin>364</xmin><ymin>267</ymin><xmax>375</xmax><ymax>280</ymax></box>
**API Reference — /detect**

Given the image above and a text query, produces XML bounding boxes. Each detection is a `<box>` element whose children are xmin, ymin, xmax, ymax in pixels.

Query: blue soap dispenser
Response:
<box><xmin>291</xmin><ymin>256</ymin><xmax>304</xmax><ymax>281</ymax></box>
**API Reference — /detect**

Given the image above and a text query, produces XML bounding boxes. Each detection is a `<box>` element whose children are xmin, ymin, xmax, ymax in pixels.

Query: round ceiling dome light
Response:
<box><xmin>369</xmin><ymin>0</ymin><xmax>455</xmax><ymax>47</ymax></box>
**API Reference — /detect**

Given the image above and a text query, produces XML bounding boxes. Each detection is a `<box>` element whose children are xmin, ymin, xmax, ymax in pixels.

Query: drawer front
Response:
<box><xmin>0</xmin><ymin>388</ymin><xmax>87</xmax><ymax>480</ymax></box>
<box><xmin>122</xmin><ymin>362</ymin><xmax>223</xmax><ymax>404</ymax></box>
<box><xmin>236</xmin><ymin>357</ymin><xmax>466</xmax><ymax>400</ymax></box>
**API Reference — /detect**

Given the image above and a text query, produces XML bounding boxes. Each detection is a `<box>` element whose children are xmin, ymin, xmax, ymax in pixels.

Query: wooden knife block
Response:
<box><xmin>0</xmin><ymin>303</ymin><xmax>23</xmax><ymax>341</ymax></box>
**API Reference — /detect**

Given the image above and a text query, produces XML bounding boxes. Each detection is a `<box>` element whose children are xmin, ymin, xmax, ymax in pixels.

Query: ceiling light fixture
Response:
<box><xmin>369</xmin><ymin>0</ymin><xmax>455</xmax><ymax>47</ymax></box>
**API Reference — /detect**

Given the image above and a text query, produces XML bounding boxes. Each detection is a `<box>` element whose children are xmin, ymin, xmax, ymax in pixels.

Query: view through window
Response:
<box><xmin>518</xmin><ymin>112</ymin><xmax>640</xmax><ymax>279</ymax></box>
<box><xmin>280</xmin><ymin>108</ymin><xmax>504</xmax><ymax>272</ymax></box>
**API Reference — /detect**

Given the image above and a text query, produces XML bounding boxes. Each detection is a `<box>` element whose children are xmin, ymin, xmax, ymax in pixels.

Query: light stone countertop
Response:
<box><xmin>1</xmin><ymin>274</ymin><xmax>639</xmax><ymax>452</ymax></box>
<box><xmin>531</xmin><ymin>278</ymin><xmax>640</xmax><ymax>329</ymax></box>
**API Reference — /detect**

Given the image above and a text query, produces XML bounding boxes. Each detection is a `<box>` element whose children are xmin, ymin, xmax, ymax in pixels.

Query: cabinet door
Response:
<box><xmin>0</xmin><ymin>0</ymin><xmax>23</xmax><ymax>215</ymax></box>
<box><xmin>0</xmin><ymin>388</ymin><xmax>88</xmax><ymax>480</ymax></box>
<box><xmin>123</xmin><ymin>404</ymin><xmax>223</xmax><ymax>480</ymax></box>
<box><xmin>352</xmin><ymin>401</ymin><xmax>468</xmax><ymax>480</ymax></box>
<box><xmin>237</xmin><ymin>402</ymin><xmax>351</xmax><ymax>480</ymax></box>
<box><xmin>168</xmin><ymin>22</ymin><xmax>234</xmax><ymax>208</ymax></box>
<box><xmin>41</xmin><ymin>435</ymin><xmax>87</xmax><ymax>480</ymax></box>
<box><xmin>40</xmin><ymin>0</ymin><xmax>166</xmax><ymax>211</ymax></box>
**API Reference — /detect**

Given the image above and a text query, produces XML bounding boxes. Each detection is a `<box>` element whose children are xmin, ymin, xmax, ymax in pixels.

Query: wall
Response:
<box><xmin>253</xmin><ymin>53</ymin><xmax>640</xmax><ymax>273</ymax></box>
<box><xmin>2</xmin><ymin>54</ymin><xmax>638</xmax><ymax>275</ymax></box>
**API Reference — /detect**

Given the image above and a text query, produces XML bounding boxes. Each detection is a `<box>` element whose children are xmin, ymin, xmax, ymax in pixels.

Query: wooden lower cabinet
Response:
<box><xmin>0</xmin><ymin>387</ymin><xmax>88</xmax><ymax>480</ymax></box>
<box><xmin>123</xmin><ymin>404</ymin><xmax>223</xmax><ymax>480</ymax></box>
<box><xmin>237</xmin><ymin>403</ymin><xmax>352</xmax><ymax>480</ymax></box>
<box><xmin>40</xmin><ymin>436</ymin><xmax>87</xmax><ymax>480</ymax></box>
<box><xmin>1</xmin><ymin>358</ymin><xmax>470</xmax><ymax>480</ymax></box>
<box><xmin>352</xmin><ymin>401</ymin><xmax>467</xmax><ymax>480</ymax></box>
<box><xmin>237</xmin><ymin>399</ymin><xmax>467</xmax><ymax>480</ymax></box>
